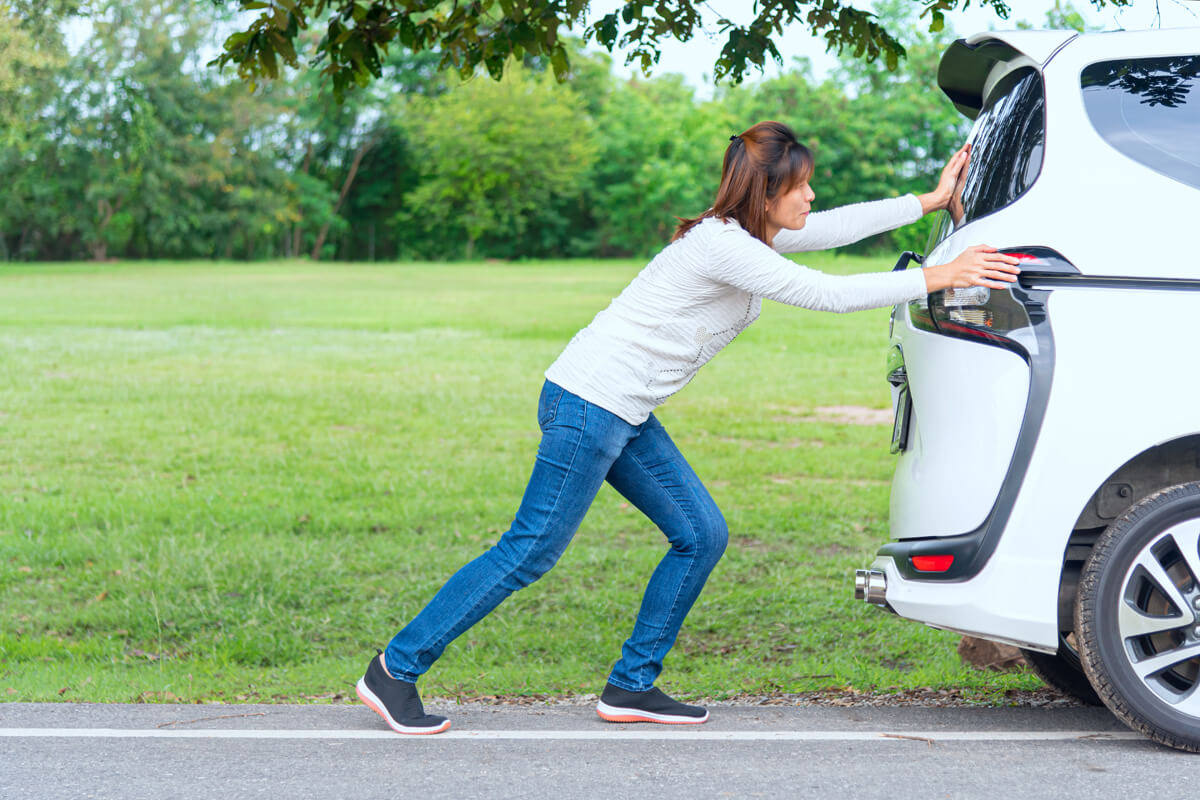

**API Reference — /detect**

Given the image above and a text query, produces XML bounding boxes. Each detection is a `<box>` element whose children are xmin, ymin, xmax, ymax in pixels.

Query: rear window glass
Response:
<box><xmin>1081</xmin><ymin>55</ymin><xmax>1200</xmax><ymax>191</ymax></box>
<box><xmin>928</xmin><ymin>66</ymin><xmax>1046</xmax><ymax>252</ymax></box>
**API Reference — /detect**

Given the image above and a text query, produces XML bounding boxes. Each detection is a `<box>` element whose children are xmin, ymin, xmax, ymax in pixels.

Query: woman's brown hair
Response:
<box><xmin>673</xmin><ymin>120</ymin><xmax>814</xmax><ymax>244</ymax></box>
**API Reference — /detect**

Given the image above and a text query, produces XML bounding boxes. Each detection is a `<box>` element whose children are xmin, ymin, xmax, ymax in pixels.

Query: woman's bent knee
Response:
<box><xmin>684</xmin><ymin>510</ymin><xmax>728</xmax><ymax>568</ymax></box>
<box><xmin>702</xmin><ymin>515</ymin><xmax>729</xmax><ymax>564</ymax></box>
<box><xmin>490</xmin><ymin>535</ymin><xmax>565</xmax><ymax>589</ymax></box>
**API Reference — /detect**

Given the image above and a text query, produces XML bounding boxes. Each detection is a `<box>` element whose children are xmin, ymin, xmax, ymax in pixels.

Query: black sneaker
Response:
<box><xmin>356</xmin><ymin>651</ymin><xmax>451</xmax><ymax>735</ymax></box>
<box><xmin>596</xmin><ymin>681</ymin><xmax>709</xmax><ymax>725</ymax></box>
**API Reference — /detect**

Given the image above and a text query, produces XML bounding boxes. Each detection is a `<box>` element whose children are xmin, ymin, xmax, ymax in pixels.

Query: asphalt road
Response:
<box><xmin>3</xmin><ymin>701</ymin><xmax>1196</xmax><ymax>799</ymax></box>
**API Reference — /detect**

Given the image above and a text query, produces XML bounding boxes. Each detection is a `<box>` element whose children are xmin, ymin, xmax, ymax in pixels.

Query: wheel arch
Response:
<box><xmin>1053</xmin><ymin>433</ymin><xmax>1200</xmax><ymax>632</ymax></box>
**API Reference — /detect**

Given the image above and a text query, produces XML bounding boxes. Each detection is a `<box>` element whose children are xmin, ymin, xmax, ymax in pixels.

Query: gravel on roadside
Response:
<box><xmin>397</xmin><ymin>687</ymin><xmax>1087</xmax><ymax>709</ymax></box>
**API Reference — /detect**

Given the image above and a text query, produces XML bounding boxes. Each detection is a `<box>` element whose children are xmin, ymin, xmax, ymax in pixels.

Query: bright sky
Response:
<box><xmin>64</xmin><ymin>0</ymin><xmax>1199</xmax><ymax>91</ymax></box>
<box><xmin>582</xmin><ymin>0</ymin><xmax>1200</xmax><ymax>93</ymax></box>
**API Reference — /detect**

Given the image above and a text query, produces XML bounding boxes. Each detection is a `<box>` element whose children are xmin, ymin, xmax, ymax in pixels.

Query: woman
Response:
<box><xmin>356</xmin><ymin>121</ymin><xmax>1020</xmax><ymax>734</ymax></box>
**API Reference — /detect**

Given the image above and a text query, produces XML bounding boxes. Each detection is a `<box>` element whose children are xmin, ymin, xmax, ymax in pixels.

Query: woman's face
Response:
<box><xmin>765</xmin><ymin>180</ymin><xmax>816</xmax><ymax>232</ymax></box>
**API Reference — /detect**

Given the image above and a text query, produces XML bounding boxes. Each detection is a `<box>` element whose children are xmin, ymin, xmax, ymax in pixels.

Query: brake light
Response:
<box><xmin>906</xmin><ymin>246</ymin><xmax>1074</xmax><ymax>358</ymax></box>
<box><xmin>911</xmin><ymin>554</ymin><xmax>955</xmax><ymax>572</ymax></box>
<box><xmin>928</xmin><ymin>281</ymin><xmax>1037</xmax><ymax>356</ymax></box>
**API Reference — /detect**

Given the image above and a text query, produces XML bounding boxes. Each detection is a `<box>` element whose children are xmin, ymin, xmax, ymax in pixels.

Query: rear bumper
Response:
<box><xmin>855</xmin><ymin>555</ymin><xmax>1057</xmax><ymax>653</ymax></box>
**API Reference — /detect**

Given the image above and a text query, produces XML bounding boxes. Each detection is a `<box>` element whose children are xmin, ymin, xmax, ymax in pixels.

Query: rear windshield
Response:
<box><xmin>1081</xmin><ymin>55</ymin><xmax>1200</xmax><ymax>191</ymax></box>
<box><xmin>928</xmin><ymin>66</ymin><xmax>1046</xmax><ymax>252</ymax></box>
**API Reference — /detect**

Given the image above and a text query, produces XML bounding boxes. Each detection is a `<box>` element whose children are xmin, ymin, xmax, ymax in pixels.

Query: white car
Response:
<box><xmin>854</xmin><ymin>28</ymin><xmax>1200</xmax><ymax>751</ymax></box>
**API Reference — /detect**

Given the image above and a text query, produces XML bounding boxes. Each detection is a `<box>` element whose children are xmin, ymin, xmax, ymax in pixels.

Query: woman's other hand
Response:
<box><xmin>923</xmin><ymin>245</ymin><xmax>1021</xmax><ymax>292</ymax></box>
<box><xmin>917</xmin><ymin>143</ymin><xmax>971</xmax><ymax>215</ymax></box>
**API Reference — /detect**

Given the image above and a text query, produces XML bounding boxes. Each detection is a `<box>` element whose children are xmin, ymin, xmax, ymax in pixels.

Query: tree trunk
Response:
<box><xmin>89</xmin><ymin>198</ymin><xmax>115</xmax><ymax>261</ymax></box>
<box><xmin>311</xmin><ymin>133</ymin><xmax>376</xmax><ymax>261</ymax></box>
<box><xmin>292</xmin><ymin>138</ymin><xmax>314</xmax><ymax>257</ymax></box>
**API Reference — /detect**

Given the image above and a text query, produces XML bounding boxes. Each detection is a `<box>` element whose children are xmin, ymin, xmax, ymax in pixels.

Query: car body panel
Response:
<box><xmin>881</xmin><ymin>287</ymin><xmax>1200</xmax><ymax>651</ymax></box>
<box><xmin>876</xmin><ymin>29</ymin><xmax>1200</xmax><ymax>651</ymax></box>
<box><xmin>889</xmin><ymin>314</ymin><xmax>1030</xmax><ymax>539</ymax></box>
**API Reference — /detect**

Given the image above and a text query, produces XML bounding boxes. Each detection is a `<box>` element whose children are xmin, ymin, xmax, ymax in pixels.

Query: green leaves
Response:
<box><xmin>394</xmin><ymin>63</ymin><xmax>595</xmax><ymax>259</ymax></box>
<box><xmin>549</xmin><ymin>44</ymin><xmax>569</xmax><ymax>80</ymax></box>
<box><xmin>205</xmin><ymin>0</ymin><xmax>1133</xmax><ymax>101</ymax></box>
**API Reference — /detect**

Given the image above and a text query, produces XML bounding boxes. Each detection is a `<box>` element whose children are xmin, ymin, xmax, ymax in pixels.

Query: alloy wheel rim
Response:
<box><xmin>1117</xmin><ymin>519</ymin><xmax>1200</xmax><ymax>716</ymax></box>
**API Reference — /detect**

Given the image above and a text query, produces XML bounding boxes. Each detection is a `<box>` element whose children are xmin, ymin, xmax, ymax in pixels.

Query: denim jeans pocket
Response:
<box><xmin>537</xmin><ymin>381</ymin><xmax>565</xmax><ymax>428</ymax></box>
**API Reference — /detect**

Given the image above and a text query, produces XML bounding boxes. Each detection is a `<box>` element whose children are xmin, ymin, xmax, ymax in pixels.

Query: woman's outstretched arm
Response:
<box><xmin>770</xmin><ymin>195</ymin><xmax>922</xmax><ymax>253</ymax></box>
<box><xmin>706</xmin><ymin>227</ymin><xmax>1020</xmax><ymax>313</ymax></box>
<box><xmin>771</xmin><ymin>144</ymin><xmax>971</xmax><ymax>254</ymax></box>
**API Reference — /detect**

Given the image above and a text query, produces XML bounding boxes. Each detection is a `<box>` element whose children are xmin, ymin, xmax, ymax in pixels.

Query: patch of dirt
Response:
<box><xmin>765</xmin><ymin>474</ymin><xmax>887</xmax><ymax>487</ymax></box>
<box><xmin>957</xmin><ymin>636</ymin><xmax>1026</xmax><ymax>671</ymax></box>
<box><xmin>810</xmin><ymin>543</ymin><xmax>858</xmax><ymax>558</ymax></box>
<box><xmin>715</xmin><ymin>436</ymin><xmax>826</xmax><ymax>450</ymax></box>
<box><xmin>812</xmin><ymin>406</ymin><xmax>893</xmax><ymax>425</ymax></box>
<box><xmin>730</xmin><ymin>536</ymin><xmax>783</xmax><ymax>552</ymax></box>
<box><xmin>766</xmin><ymin>405</ymin><xmax>893</xmax><ymax>426</ymax></box>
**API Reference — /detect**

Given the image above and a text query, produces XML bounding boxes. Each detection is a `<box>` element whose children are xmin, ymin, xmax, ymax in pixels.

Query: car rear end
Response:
<box><xmin>855</xmin><ymin>29</ymin><xmax>1200</xmax><ymax>653</ymax></box>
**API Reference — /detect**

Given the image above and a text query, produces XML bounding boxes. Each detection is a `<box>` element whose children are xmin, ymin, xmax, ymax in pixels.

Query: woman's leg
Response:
<box><xmin>602</xmin><ymin>414</ymin><xmax>729</xmax><ymax>692</ymax></box>
<box><xmin>383</xmin><ymin>382</ymin><xmax>636</xmax><ymax>682</ymax></box>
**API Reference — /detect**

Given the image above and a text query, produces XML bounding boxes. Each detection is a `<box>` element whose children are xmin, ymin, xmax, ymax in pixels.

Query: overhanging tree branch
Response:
<box><xmin>202</xmin><ymin>0</ymin><xmax>1133</xmax><ymax>100</ymax></box>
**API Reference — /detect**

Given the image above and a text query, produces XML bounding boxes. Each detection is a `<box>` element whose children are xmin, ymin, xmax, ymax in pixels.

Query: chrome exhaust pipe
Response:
<box><xmin>854</xmin><ymin>569</ymin><xmax>888</xmax><ymax>606</ymax></box>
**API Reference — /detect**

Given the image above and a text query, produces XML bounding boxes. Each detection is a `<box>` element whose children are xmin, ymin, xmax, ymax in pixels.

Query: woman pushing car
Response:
<box><xmin>356</xmin><ymin>120</ymin><xmax>1021</xmax><ymax>734</ymax></box>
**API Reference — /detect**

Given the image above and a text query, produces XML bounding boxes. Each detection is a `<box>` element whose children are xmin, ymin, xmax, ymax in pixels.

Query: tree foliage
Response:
<box><xmin>0</xmin><ymin>1</ymin><xmax>68</xmax><ymax>147</ymax></box>
<box><xmin>1</xmin><ymin>0</ymin><xmax>341</xmax><ymax>260</ymax></box>
<box><xmin>205</xmin><ymin>0</ymin><xmax>1133</xmax><ymax>100</ymax></box>
<box><xmin>394</xmin><ymin>65</ymin><xmax>595</xmax><ymax>259</ymax></box>
<box><xmin>4</xmin><ymin>2</ymin><xmax>984</xmax><ymax>261</ymax></box>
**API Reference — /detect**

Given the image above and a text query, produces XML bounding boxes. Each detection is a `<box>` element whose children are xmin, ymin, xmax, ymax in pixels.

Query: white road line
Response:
<box><xmin>0</xmin><ymin>728</ymin><xmax>1144</xmax><ymax>742</ymax></box>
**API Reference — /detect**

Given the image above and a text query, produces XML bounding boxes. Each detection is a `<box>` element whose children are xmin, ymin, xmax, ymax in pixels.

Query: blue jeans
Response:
<box><xmin>383</xmin><ymin>380</ymin><xmax>728</xmax><ymax>691</ymax></box>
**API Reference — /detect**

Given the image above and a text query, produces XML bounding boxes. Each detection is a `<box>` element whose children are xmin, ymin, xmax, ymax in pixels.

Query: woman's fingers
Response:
<box><xmin>946</xmin><ymin>246</ymin><xmax>1023</xmax><ymax>289</ymax></box>
<box><xmin>940</xmin><ymin>146</ymin><xmax>969</xmax><ymax>180</ymax></box>
<box><xmin>972</xmin><ymin>246</ymin><xmax>1021</xmax><ymax>265</ymax></box>
<box><xmin>931</xmin><ymin>243</ymin><xmax>1026</xmax><ymax>291</ymax></box>
<box><xmin>969</xmin><ymin>260</ymin><xmax>1020</xmax><ymax>287</ymax></box>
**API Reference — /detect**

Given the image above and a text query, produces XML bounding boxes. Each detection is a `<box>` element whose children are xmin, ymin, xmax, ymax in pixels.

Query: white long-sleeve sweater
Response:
<box><xmin>544</xmin><ymin>194</ymin><xmax>927</xmax><ymax>425</ymax></box>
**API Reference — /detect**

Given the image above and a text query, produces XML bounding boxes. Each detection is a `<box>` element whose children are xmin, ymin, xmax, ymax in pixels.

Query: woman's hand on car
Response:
<box><xmin>918</xmin><ymin>143</ymin><xmax>971</xmax><ymax>214</ymax></box>
<box><xmin>924</xmin><ymin>245</ymin><xmax>1022</xmax><ymax>292</ymax></box>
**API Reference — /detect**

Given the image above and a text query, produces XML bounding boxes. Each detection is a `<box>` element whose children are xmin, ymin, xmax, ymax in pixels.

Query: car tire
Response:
<box><xmin>1077</xmin><ymin>482</ymin><xmax>1200</xmax><ymax>752</ymax></box>
<box><xmin>1020</xmin><ymin>632</ymin><xmax>1103</xmax><ymax>705</ymax></box>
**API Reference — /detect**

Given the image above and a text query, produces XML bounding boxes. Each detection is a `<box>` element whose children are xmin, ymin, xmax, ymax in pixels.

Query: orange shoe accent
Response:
<box><xmin>596</xmin><ymin>709</ymin><xmax>707</xmax><ymax>725</ymax></box>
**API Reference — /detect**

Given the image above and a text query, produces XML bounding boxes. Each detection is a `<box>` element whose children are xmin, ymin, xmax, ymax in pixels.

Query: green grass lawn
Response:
<box><xmin>0</xmin><ymin>256</ymin><xmax>1041</xmax><ymax>703</ymax></box>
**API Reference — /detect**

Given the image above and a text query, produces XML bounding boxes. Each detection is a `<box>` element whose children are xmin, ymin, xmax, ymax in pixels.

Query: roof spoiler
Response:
<box><xmin>938</xmin><ymin>30</ymin><xmax>1078</xmax><ymax>119</ymax></box>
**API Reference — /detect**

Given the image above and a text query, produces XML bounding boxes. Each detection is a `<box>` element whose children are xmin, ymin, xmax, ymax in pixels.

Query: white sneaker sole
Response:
<box><xmin>596</xmin><ymin>700</ymin><xmax>709</xmax><ymax>725</ymax></box>
<box><xmin>356</xmin><ymin>678</ymin><xmax>451</xmax><ymax>735</ymax></box>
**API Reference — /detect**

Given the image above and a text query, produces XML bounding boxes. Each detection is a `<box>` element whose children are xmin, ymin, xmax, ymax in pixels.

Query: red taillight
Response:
<box><xmin>911</xmin><ymin>554</ymin><xmax>955</xmax><ymax>572</ymax></box>
<box><xmin>925</xmin><ymin>278</ymin><xmax>1035</xmax><ymax>357</ymax></box>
